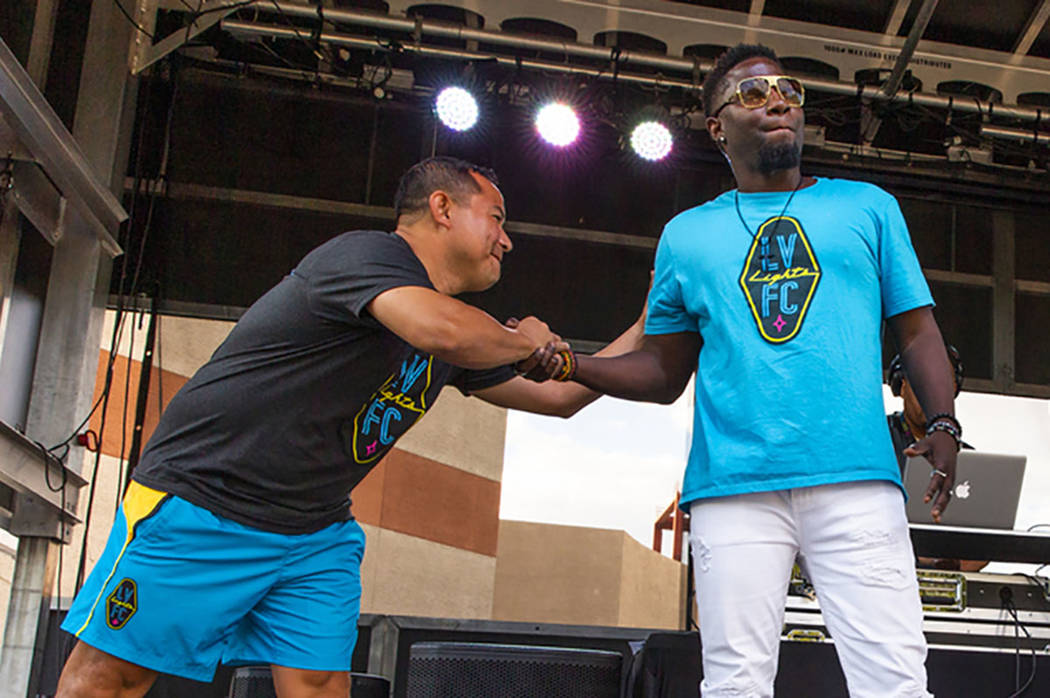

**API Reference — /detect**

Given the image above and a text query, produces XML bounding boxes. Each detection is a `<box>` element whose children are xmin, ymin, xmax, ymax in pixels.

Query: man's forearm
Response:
<box><xmin>368</xmin><ymin>286</ymin><xmax>550</xmax><ymax>369</ymax></box>
<box><xmin>573</xmin><ymin>351</ymin><xmax>685</xmax><ymax>404</ymax></box>
<box><xmin>431</xmin><ymin>307</ymin><xmax>544</xmax><ymax>369</ymax></box>
<box><xmin>898</xmin><ymin>319</ymin><xmax>955</xmax><ymax>421</ymax></box>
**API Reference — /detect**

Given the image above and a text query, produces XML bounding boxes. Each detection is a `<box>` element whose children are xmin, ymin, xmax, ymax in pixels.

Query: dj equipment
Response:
<box><xmin>786</xmin><ymin>569</ymin><xmax>1050</xmax><ymax>652</ymax></box>
<box><xmin>624</xmin><ymin>628</ymin><xmax>1050</xmax><ymax>697</ymax></box>
<box><xmin>405</xmin><ymin>642</ymin><xmax>621</xmax><ymax>698</ymax></box>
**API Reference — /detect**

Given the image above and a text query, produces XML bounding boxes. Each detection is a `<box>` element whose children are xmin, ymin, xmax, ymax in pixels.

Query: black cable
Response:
<box><xmin>115</xmin><ymin>306</ymin><xmax>140</xmax><ymax>512</ymax></box>
<box><xmin>72</xmin><ymin>60</ymin><xmax>165</xmax><ymax>592</ymax></box>
<box><xmin>112</xmin><ymin>0</ymin><xmax>155</xmax><ymax>40</ymax></box>
<box><xmin>36</xmin><ymin>441</ymin><xmax>68</xmax><ymax>609</ymax></box>
<box><xmin>1001</xmin><ymin>594</ymin><xmax>1037</xmax><ymax>697</ymax></box>
<box><xmin>156</xmin><ymin>306</ymin><xmax>165</xmax><ymax>421</ymax></box>
<box><xmin>1022</xmin><ymin>574</ymin><xmax>1050</xmax><ymax>603</ymax></box>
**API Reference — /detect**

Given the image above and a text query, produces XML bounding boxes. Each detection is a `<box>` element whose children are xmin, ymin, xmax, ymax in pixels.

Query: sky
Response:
<box><xmin>500</xmin><ymin>384</ymin><xmax>1050</xmax><ymax>575</ymax></box>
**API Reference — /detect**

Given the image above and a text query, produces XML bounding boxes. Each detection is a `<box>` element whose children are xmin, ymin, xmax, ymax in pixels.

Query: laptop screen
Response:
<box><xmin>902</xmin><ymin>451</ymin><xmax>1027</xmax><ymax>529</ymax></box>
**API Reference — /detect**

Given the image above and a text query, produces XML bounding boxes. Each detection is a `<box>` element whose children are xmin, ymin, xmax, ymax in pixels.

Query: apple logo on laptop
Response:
<box><xmin>954</xmin><ymin>480</ymin><xmax>972</xmax><ymax>499</ymax></box>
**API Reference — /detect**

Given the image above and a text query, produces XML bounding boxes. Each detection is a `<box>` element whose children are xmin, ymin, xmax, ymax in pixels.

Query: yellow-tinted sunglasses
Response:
<box><xmin>712</xmin><ymin>75</ymin><xmax>805</xmax><ymax>117</ymax></box>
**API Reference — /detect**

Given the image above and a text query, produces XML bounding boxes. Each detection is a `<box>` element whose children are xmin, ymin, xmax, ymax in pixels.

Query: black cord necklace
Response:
<box><xmin>734</xmin><ymin>175</ymin><xmax>805</xmax><ymax>240</ymax></box>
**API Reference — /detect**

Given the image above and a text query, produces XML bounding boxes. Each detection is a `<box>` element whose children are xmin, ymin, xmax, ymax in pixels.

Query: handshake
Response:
<box><xmin>506</xmin><ymin>317</ymin><xmax>577</xmax><ymax>384</ymax></box>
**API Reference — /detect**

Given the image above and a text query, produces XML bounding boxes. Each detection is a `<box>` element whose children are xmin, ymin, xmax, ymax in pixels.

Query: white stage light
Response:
<box><xmin>435</xmin><ymin>87</ymin><xmax>479</xmax><ymax>131</ymax></box>
<box><xmin>536</xmin><ymin>103</ymin><xmax>580</xmax><ymax>147</ymax></box>
<box><xmin>630</xmin><ymin>121</ymin><xmax>673</xmax><ymax>161</ymax></box>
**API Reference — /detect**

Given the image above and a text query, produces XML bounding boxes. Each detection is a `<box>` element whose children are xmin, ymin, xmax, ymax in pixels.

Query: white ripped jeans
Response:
<box><xmin>688</xmin><ymin>480</ymin><xmax>933</xmax><ymax>698</ymax></box>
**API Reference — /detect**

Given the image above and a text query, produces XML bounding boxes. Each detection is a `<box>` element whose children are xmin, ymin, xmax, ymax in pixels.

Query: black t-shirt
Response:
<box><xmin>133</xmin><ymin>231</ymin><xmax>515</xmax><ymax>534</ymax></box>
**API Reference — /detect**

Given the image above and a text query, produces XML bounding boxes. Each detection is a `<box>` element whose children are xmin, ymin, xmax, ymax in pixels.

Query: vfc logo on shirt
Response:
<box><xmin>106</xmin><ymin>578</ymin><xmax>137</xmax><ymax>630</ymax></box>
<box><xmin>739</xmin><ymin>216</ymin><xmax>821</xmax><ymax>344</ymax></box>
<box><xmin>350</xmin><ymin>353</ymin><xmax>434</xmax><ymax>464</ymax></box>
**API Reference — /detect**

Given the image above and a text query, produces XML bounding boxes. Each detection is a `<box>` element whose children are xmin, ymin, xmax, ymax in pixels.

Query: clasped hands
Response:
<box><xmin>506</xmin><ymin>317</ymin><xmax>570</xmax><ymax>383</ymax></box>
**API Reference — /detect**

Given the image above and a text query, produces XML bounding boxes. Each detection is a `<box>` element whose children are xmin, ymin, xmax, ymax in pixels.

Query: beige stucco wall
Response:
<box><xmin>0</xmin><ymin>539</ymin><xmax>14</xmax><ymax>644</ymax></box>
<box><xmin>492</xmin><ymin>521</ymin><xmax>625</xmax><ymax>626</ymax></box>
<box><xmin>618</xmin><ymin>533</ymin><xmax>689</xmax><ymax>629</ymax></box>
<box><xmin>396</xmin><ymin>385</ymin><xmax>507</xmax><ymax>481</ymax></box>
<box><xmin>492</xmin><ymin>520</ymin><xmax>687</xmax><ymax>629</ymax></box>
<box><xmin>359</xmin><ymin>523</ymin><xmax>496</xmax><ymax>620</ymax></box>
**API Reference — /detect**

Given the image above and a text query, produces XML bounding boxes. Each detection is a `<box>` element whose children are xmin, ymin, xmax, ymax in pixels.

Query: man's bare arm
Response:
<box><xmin>570</xmin><ymin>332</ymin><xmax>701</xmax><ymax>404</ymax></box>
<box><xmin>471</xmin><ymin>316</ymin><xmax>647</xmax><ymax>417</ymax></box>
<box><xmin>367</xmin><ymin>286</ymin><xmax>556</xmax><ymax>369</ymax></box>
<box><xmin>886</xmin><ymin>305</ymin><xmax>958</xmax><ymax>521</ymax></box>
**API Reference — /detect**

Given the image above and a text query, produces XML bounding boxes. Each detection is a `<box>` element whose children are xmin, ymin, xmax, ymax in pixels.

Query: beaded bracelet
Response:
<box><xmin>926</xmin><ymin>421</ymin><xmax>962</xmax><ymax>452</ymax></box>
<box><xmin>552</xmin><ymin>349</ymin><xmax>577</xmax><ymax>382</ymax></box>
<box><xmin>926</xmin><ymin>412</ymin><xmax>962</xmax><ymax>437</ymax></box>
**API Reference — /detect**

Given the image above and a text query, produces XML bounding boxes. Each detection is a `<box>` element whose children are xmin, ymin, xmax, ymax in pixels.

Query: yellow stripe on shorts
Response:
<box><xmin>74</xmin><ymin>482</ymin><xmax>168</xmax><ymax>637</ymax></box>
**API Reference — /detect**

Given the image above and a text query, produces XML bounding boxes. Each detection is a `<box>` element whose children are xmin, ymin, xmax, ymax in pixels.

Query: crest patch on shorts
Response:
<box><xmin>106</xmin><ymin>578</ymin><xmax>137</xmax><ymax>629</ymax></box>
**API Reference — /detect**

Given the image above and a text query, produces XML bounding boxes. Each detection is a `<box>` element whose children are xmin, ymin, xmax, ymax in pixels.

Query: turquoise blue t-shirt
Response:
<box><xmin>646</xmin><ymin>178</ymin><xmax>933</xmax><ymax>507</ymax></box>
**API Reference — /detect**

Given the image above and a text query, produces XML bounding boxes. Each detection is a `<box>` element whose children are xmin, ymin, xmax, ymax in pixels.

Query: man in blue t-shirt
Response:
<box><xmin>553</xmin><ymin>45</ymin><xmax>961</xmax><ymax>697</ymax></box>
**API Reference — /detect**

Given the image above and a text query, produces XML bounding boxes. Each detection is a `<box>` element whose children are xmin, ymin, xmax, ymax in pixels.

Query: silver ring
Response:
<box><xmin>932</xmin><ymin>469</ymin><xmax>948</xmax><ymax>478</ymax></box>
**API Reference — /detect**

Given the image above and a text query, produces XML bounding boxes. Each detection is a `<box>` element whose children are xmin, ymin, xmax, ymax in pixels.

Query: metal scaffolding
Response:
<box><xmin>0</xmin><ymin>15</ymin><xmax>129</xmax><ymax>696</ymax></box>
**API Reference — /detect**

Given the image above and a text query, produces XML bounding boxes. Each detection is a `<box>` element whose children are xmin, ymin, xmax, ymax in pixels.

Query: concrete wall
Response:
<box><xmin>492</xmin><ymin>520</ymin><xmax>687</xmax><ymax>630</ymax></box>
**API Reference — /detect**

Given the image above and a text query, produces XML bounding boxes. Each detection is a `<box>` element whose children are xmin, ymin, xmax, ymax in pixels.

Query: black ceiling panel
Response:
<box><xmin>763</xmin><ymin>0</ymin><xmax>895</xmax><ymax>33</ymax></box>
<box><xmin>919</xmin><ymin>0</ymin><xmax>1041</xmax><ymax>53</ymax></box>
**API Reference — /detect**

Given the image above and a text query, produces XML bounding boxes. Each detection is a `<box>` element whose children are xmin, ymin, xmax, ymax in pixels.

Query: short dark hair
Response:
<box><xmin>393</xmin><ymin>157</ymin><xmax>499</xmax><ymax>221</ymax></box>
<box><xmin>702</xmin><ymin>44</ymin><xmax>782</xmax><ymax>117</ymax></box>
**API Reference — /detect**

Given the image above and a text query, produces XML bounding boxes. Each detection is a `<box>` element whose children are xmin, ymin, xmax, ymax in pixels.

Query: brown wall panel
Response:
<box><xmin>88</xmin><ymin>352</ymin><xmax>188</xmax><ymax>460</ymax></box>
<box><xmin>349</xmin><ymin>458</ymin><xmax>386</xmax><ymax>527</ymax></box>
<box><xmin>377</xmin><ymin>448</ymin><xmax>500</xmax><ymax>557</ymax></box>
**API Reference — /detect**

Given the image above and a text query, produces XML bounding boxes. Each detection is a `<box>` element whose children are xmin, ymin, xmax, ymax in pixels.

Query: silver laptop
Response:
<box><xmin>903</xmin><ymin>451</ymin><xmax>1027</xmax><ymax>529</ymax></box>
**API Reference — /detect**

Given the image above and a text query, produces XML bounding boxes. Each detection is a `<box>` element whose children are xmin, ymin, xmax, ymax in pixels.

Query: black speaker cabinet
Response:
<box><xmin>227</xmin><ymin>666</ymin><xmax>390</xmax><ymax>697</ymax></box>
<box><xmin>405</xmin><ymin>642</ymin><xmax>622</xmax><ymax>698</ymax></box>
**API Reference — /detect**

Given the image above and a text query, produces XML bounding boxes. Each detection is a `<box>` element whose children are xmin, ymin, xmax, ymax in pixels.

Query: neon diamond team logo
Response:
<box><xmin>740</xmin><ymin>216</ymin><xmax>821</xmax><ymax>344</ymax></box>
<box><xmin>350</xmin><ymin>353</ymin><xmax>433</xmax><ymax>465</ymax></box>
<box><xmin>106</xmin><ymin>578</ymin><xmax>137</xmax><ymax>630</ymax></box>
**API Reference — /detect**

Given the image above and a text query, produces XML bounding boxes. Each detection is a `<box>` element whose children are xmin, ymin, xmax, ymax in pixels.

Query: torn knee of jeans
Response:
<box><xmin>692</xmin><ymin>536</ymin><xmax>712</xmax><ymax>573</ymax></box>
<box><xmin>849</xmin><ymin>528</ymin><xmax>911</xmax><ymax>587</ymax></box>
<box><xmin>702</xmin><ymin>677</ymin><xmax>762</xmax><ymax>697</ymax></box>
<box><xmin>849</xmin><ymin>527</ymin><xmax>895</xmax><ymax>549</ymax></box>
<box><xmin>861</xmin><ymin>561</ymin><xmax>909</xmax><ymax>588</ymax></box>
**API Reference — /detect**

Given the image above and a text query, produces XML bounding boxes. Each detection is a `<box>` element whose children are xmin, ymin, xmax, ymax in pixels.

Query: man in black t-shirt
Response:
<box><xmin>57</xmin><ymin>158</ymin><xmax>645</xmax><ymax>697</ymax></box>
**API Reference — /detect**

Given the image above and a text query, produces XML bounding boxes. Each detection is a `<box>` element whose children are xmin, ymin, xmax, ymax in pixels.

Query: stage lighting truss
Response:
<box><xmin>535</xmin><ymin>102</ymin><xmax>581</xmax><ymax>148</ymax></box>
<box><xmin>435</xmin><ymin>86</ymin><xmax>479</xmax><ymax>131</ymax></box>
<box><xmin>630</xmin><ymin>121</ymin><xmax>673</xmax><ymax>161</ymax></box>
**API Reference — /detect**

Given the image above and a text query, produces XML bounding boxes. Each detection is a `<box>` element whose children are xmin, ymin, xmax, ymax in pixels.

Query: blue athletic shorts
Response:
<box><xmin>61</xmin><ymin>481</ymin><xmax>365</xmax><ymax>681</ymax></box>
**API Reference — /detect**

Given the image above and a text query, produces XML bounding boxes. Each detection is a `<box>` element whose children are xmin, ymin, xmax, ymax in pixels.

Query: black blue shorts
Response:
<box><xmin>61</xmin><ymin>481</ymin><xmax>365</xmax><ymax>681</ymax></box>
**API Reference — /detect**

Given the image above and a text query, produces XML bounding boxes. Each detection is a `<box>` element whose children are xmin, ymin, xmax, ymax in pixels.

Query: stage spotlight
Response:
<box><xmin>435</xmin><ymin>87</ymin><xmax>478</xmax><ymax>131</ymax></box>
<box><xmin>535</xmin><ymin>103</ymin><xmax>580</xmax><ymax>147</ymax></box>
<box><xmin>630</xmin><ymin>121</ymin><xmax>673</xmax><ymax>161</ymax></box>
